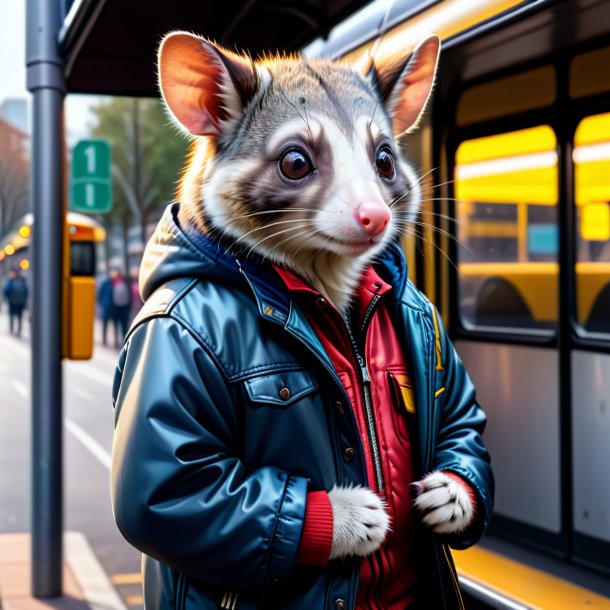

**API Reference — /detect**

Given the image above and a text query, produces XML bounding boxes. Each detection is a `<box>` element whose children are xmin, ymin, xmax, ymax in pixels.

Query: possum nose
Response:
<box><xmin>357</xmin><ymin>201</ymin><xmax>391</xmax><ymax>236</ymax></box>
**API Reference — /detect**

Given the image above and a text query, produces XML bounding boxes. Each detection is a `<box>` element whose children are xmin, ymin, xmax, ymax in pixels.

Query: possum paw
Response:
<box><xmin>328</xmin><ymin>486</ymin><xmax>390</xmax><ymax>560</ymax></box>
<box><xmin>414</xmin><ymin>471</ymin><xmax>475</xmax><ymax>534</ymax></box>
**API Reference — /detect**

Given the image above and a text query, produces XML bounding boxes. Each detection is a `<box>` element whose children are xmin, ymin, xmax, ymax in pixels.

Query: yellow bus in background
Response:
<box><xmin>0</xmin><ymin>212</ymin><xmax>106</xmax><ymax>358</ymax></box>
<box><xmin>455</xmin><ymin>114</ymin><xmax>610</xmax><ymax>332</ymax></box>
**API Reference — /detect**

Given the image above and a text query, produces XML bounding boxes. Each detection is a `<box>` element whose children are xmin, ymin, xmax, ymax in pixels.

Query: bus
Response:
<box><xmin>0</xmin><ymin>212</ymin><xmax>106</xmax><ymax>358</ymax></box>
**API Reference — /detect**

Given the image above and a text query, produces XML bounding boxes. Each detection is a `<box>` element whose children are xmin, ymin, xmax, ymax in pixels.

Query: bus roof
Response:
<box><xmin>59</xmin><ymin>0</ymin><xmax>371</xmax><ymax>96</ymax></box>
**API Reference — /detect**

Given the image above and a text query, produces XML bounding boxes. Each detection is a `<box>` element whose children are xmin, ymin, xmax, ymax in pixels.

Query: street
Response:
<box><xmin>0</xmin><ymin>312</ymin><xmax>143</xmax><ymax>608</ymax></box>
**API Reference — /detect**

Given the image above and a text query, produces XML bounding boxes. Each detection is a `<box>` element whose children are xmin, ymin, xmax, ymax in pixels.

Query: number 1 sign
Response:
<box><xmin>71</xmin><ymin>140</ymin><xmax>112</xmax><ymax>213</ymax></box>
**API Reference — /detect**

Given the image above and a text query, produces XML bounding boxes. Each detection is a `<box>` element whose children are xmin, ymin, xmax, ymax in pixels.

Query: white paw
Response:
<box><xmin>328</xmin><ymin>485</ymin><xmax>390</xmax><ymax>560</ymax></box>
<box><xmin>414</xmin><ymin>471</ymin><xmax>474</xmax><ymax>534</ymax></box>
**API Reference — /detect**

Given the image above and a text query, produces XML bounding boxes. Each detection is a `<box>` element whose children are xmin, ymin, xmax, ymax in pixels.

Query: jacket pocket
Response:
<box><xmin>387</xmin><ymin>369</ymin><xmax>416</xmax><ymax>415</ymax></box>
<box><xmin>386</xmin><ymin>369</ymin><xmax>416</xmax><ymax>450</ymax></box>
<box><xmin>244</xmin><ymin>369</ymin><xmax>318</xmax><ymax>407</ymax></box>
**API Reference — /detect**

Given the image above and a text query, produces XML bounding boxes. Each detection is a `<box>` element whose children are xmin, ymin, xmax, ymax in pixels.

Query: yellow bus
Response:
<box><xmin>0</xmin><ymin>212</ymin><xmax>106</xmax><ymax>358</ymax></box>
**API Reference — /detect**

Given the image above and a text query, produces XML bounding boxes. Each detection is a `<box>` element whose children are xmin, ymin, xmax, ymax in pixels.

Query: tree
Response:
<box><xmin>89</xmin><ymin>97</ymin><xmax>189</xmax><ymax>272</ymax></box>
<box><xmin>0</xmin><ymin>153</ymin><xmax>29</xmax><ymax>237</ymax></box>
<box><xmin>0</xmin><ymin>119</ymin><xmax>29</xmax><ymax>238</ymax></box>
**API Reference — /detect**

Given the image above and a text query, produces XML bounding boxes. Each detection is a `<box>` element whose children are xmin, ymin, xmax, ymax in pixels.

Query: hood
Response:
<box><xmin>139</xmin><ymin>203</ymin><xmax>243</xmax><ymax>301</ymax></box>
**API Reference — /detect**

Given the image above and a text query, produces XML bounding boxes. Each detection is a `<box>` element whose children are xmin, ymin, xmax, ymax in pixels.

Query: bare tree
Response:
<box><xmin>0</xmin><ymin>154</ymin><xmax>29</xmax><ymax>236</ymax></box>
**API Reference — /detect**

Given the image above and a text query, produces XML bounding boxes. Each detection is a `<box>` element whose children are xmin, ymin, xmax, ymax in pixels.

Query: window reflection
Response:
<box><xmin>455</xmin><ymin>126</ymin><xmax>558</xmax><ymax>330</ymax></box>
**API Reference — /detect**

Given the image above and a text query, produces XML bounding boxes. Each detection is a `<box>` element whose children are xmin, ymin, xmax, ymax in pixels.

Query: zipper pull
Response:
<box><xmin>357</xmin><ymin>354</ymin><xmax>370</xmax><ymax>383</ymax></box>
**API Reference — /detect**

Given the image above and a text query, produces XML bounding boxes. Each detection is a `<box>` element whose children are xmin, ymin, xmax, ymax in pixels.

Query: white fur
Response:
<box><xmin>414</xmin><ymin>471</ymin><xmax>474</xmax><ymax>535</ymax></box>
<box><xmin>328</xmin><ymin>485</ymin><xmax>390</xmax><ymax>560</ymax></box>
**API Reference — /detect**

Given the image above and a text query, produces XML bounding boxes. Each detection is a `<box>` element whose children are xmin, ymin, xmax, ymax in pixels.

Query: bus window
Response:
<box><xmin>456</xmin><ymin>66</ymin><xmax>556</xmax><ymax>127</ymax></box>
<box><xmin>574</xmin><ymin>113</ymin><xmax>610</xmax><ymax>335</ymax></box>
<box><xmin>70</xmin><ymin>241</ymin><xmax>96</xmax><ymax>277</ymax></box>
<box><xmin>455</xmin><ymin>126</ymin><xmax>558</xmax><ymax>330</ymax></box>
<box><xmin>570</xmin><ymin>46</ymin><xmax>610</xmax><ymax>99</ymax></box>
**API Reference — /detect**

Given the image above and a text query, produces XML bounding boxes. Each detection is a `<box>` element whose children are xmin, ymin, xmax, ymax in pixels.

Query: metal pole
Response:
<box><xmin>26</xmin><ymin>0</ymin><xmax>66</xmax><ymax>598</ymax></box>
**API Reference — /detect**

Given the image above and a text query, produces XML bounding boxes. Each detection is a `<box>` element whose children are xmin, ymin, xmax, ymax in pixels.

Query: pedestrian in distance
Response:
<box><xmin>111</xmin><ymin>269</ymin><xmax>132</xmax><ymax>348</ymax></box>
<box><xmin>3</xmin><ymin>269</ymin><xmax>28</xmax><ymax>338</ymax></box>
<box><xmin>97</xmin><ymin>272</ymin><xmax>115</xmax><ymax>347</ymax></box>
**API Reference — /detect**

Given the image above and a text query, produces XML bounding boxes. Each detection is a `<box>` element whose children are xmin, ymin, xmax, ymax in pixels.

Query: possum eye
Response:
<box><xmin>376</xmin><ymin>146</ymin><xmax>396</xmax><ymax>181</ymax></box>
<box><xmin>279</xmin><ymin>148</ymin><xmax>313</xmax><ymax>180</ymax></box>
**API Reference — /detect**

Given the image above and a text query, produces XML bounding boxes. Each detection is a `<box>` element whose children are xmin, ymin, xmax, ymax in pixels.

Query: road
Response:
<box><xmin>0</xmin><ymin>312</ymin><xmax>143</xmax><ymax>608</ymax></box>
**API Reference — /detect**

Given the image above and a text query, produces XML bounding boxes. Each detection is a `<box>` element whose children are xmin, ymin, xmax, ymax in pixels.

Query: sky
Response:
<box><xmin>0</xmin><ymin>0</ymin><xmax>100</xmax><ymax>143</ymax></box>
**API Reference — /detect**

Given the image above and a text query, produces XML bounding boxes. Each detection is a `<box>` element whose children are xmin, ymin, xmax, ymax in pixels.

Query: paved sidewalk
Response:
<box><xmin>0</xmin><ymin>533</ymin><xmax>126</xmax><ymax>610</ymax></box>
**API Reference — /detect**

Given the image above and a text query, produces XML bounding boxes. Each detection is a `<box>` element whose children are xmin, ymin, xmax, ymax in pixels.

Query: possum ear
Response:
<box><xmin>158</xmin><ymin>32</ymin><xmax>258</xmax><ymax>136</ymax></box>
<box><xmin>367</xmin><ymin>35</ymin><xmax>440</xmax><ymax>136</ymax></box>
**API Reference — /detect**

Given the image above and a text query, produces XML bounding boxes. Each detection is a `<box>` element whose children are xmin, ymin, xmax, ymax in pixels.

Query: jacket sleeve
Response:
<box><xmin>110</xmin><ymin>316</ymin><xmax>308</xmax><ymax>588</ymax></box>
<box><xmin>431</xmin><ymin>306</ymin><xmax>495</xmax><ymax>549</ymax></box>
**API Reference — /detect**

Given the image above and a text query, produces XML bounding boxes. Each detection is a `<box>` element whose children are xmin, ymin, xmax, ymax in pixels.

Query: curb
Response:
<box><xmin>0</xmin><ymin>532</ymin><xmax>128</xmax><ymax>610</ymax></box>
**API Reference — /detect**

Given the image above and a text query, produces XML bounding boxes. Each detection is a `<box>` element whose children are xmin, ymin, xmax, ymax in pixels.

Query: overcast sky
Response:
<box><xmin>0</xmin><ymin>0</ymin><xmax>100</xmax><ymax>142</ymax></box>
<box><xmin>0</xmin><ymin>0</ymin><xmax>27</xmax><ymax>102</ymax></box>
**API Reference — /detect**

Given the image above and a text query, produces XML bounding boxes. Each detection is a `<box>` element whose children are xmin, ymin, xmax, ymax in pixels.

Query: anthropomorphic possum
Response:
<box><xmin>111</xmin><ymin>31</ymin><xmax>493</xmax><ymax>610</ymax></box>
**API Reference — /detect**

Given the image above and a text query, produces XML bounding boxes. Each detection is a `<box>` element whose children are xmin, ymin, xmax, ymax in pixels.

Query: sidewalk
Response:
<box><xmin>0</xmin><ymin>310</ymin><xmax>123</xmax><ymax>355</ymax></box>
<box><xmin>0</xmin><ymin>532</ymin><xmax>126</xmax><ymax>610</ymax></box>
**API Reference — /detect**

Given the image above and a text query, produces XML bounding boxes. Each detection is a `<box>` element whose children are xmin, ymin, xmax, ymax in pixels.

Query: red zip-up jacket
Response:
<box><xmin>274</xmin><ymin>265</ymin><xmax>420</xmax><ymax>609</ymax></box>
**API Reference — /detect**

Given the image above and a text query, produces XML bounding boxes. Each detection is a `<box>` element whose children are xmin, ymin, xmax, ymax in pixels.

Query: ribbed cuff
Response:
<box><xmin>444</xmin><ymin>471</ymin><xmax>478</xmax><ymax>522</ymax></box>
<box><xmin>295</xmin><ymin>491</ymin><xmax>334</xmax><ymax>566</ymax></box>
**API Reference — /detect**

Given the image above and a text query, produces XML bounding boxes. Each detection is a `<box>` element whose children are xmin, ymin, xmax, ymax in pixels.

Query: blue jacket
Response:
<box><xmin>111</xmin><ymin>204</ymin><xmax>494</xmax><ymax>610</ymax></box>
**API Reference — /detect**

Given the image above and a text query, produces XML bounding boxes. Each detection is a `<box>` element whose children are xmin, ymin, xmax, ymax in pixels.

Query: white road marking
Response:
<box><xmin>65</xmin><ymin>531</ymin><xmax>128</xmax><ymax>610</ymax></box>
<box><xmin>11</xmin><ymin>379</ymin><xmax>28</xmax><ymax>398</ymax></box>
<box><xmin>64</xmin><ymin>418</ymin><xmax>111</xmax><ymax>470</ymax></box>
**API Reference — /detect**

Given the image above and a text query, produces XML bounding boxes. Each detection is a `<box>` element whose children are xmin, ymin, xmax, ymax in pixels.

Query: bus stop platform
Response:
<box><xmin>0</xmin><ymin>533</ymin><xmax>126</xmax><ymax>610</ymax></box>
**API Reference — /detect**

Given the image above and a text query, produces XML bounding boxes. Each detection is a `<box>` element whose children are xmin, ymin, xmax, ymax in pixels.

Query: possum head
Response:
<box><xmin>159</xmin><ymin>32</ymin><xmax>440</xmax><ymax>310</ymax></box>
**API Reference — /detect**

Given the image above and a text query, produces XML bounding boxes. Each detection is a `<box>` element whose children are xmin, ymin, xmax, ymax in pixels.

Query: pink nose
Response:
<box><xmin>357</xmin><ymin>201</ymin><xmax>391</xmax><ymax>237</ymax></box>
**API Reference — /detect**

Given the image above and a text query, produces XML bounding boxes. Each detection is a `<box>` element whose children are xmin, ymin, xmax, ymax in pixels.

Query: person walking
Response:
<box><xmin>111</xmin><ymin>270</ymin><xmax>132</xmax><ymax>348</ymax></box>
<box><xmin>3</xmin><ymin>269</ymin><xmax>29</xmax><ymax>338</ymax></box>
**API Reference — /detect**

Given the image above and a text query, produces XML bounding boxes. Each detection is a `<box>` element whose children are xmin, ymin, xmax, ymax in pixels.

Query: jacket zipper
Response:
<box><xmin>343</xmin><ymin>294</ymin><xmax>384</xmax><ymax>491</ymax></box>
<box><xmin>219</xmin><ymin>590</ymin><xmax>239</xmax><ymax>610</ymax></box>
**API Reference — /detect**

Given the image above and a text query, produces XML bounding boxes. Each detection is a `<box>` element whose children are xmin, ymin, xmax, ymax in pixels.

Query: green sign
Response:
<box><xmin>71</xmin><ymin>139</ymin><xmax>112</xmax><ymax>213</ymax></box>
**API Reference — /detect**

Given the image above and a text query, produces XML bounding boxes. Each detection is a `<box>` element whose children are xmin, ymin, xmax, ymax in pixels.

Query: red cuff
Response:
<box><xmin>444</xmin><ymin>471</ymin><xmax>478</xmax><ymax>522</ymax></box>
<box><xmin>296</xmin><ymin>491</ymin><xmax>334</xmax><ymax>566</ymax></box>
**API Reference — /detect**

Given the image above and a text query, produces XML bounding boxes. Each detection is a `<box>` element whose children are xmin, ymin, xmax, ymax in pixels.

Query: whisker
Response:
<box><xmin>405</xmin><ymin>226</ymin><xmax>460</xmax><ymax>272</ymax></box>
<box><xmin>224</xmin><ymin>218</ymin><xmax>334</xmax><ymax>252</ymax></box>
<box><xmin>318</xmin><ymin>179</ymin><xmax>352</xmax><ymax>207</ymax></box>
<box><xmin>409</xmin><ymin>166</ymin><xmax>439</xmax><ymax>192</ymax></box>
<box><xmin>368</xmin><ymin>101</ymin><xmax>378</xmax><ymax>130</ymax></box>
<box><xmin>229</xmin><ymin>207</ymin><xmax>333</xmax><ymax>220</ymax></box>
<box><xmin>415</xmin><ymin>210</ymin><xmax>464</xmax><ymax>225</ymax></box>
<box><xmin>419</xmin><ymin>178</ymin><xmax>455</xmax><ymax>193</ymax></box>
<box><xmin>269</xmin><ymin>224</ymin><xmax>330</xmax><ymax>261</ymax></box>
<box><xmin>244</xmin><ymin>225</ymin><xmax>311</xmax><ymax>259</ymax></box>
<box><xmin>394</xmin><ymin>220</ymin><xmax>473</xmax><ymax>253</ymax></box>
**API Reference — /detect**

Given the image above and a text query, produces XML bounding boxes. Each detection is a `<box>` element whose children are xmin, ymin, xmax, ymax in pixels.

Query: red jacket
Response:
<box><xmin>274</xmin><ymin>265</ymin><xmax>421</xmax><ymax>609</ymax></box>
